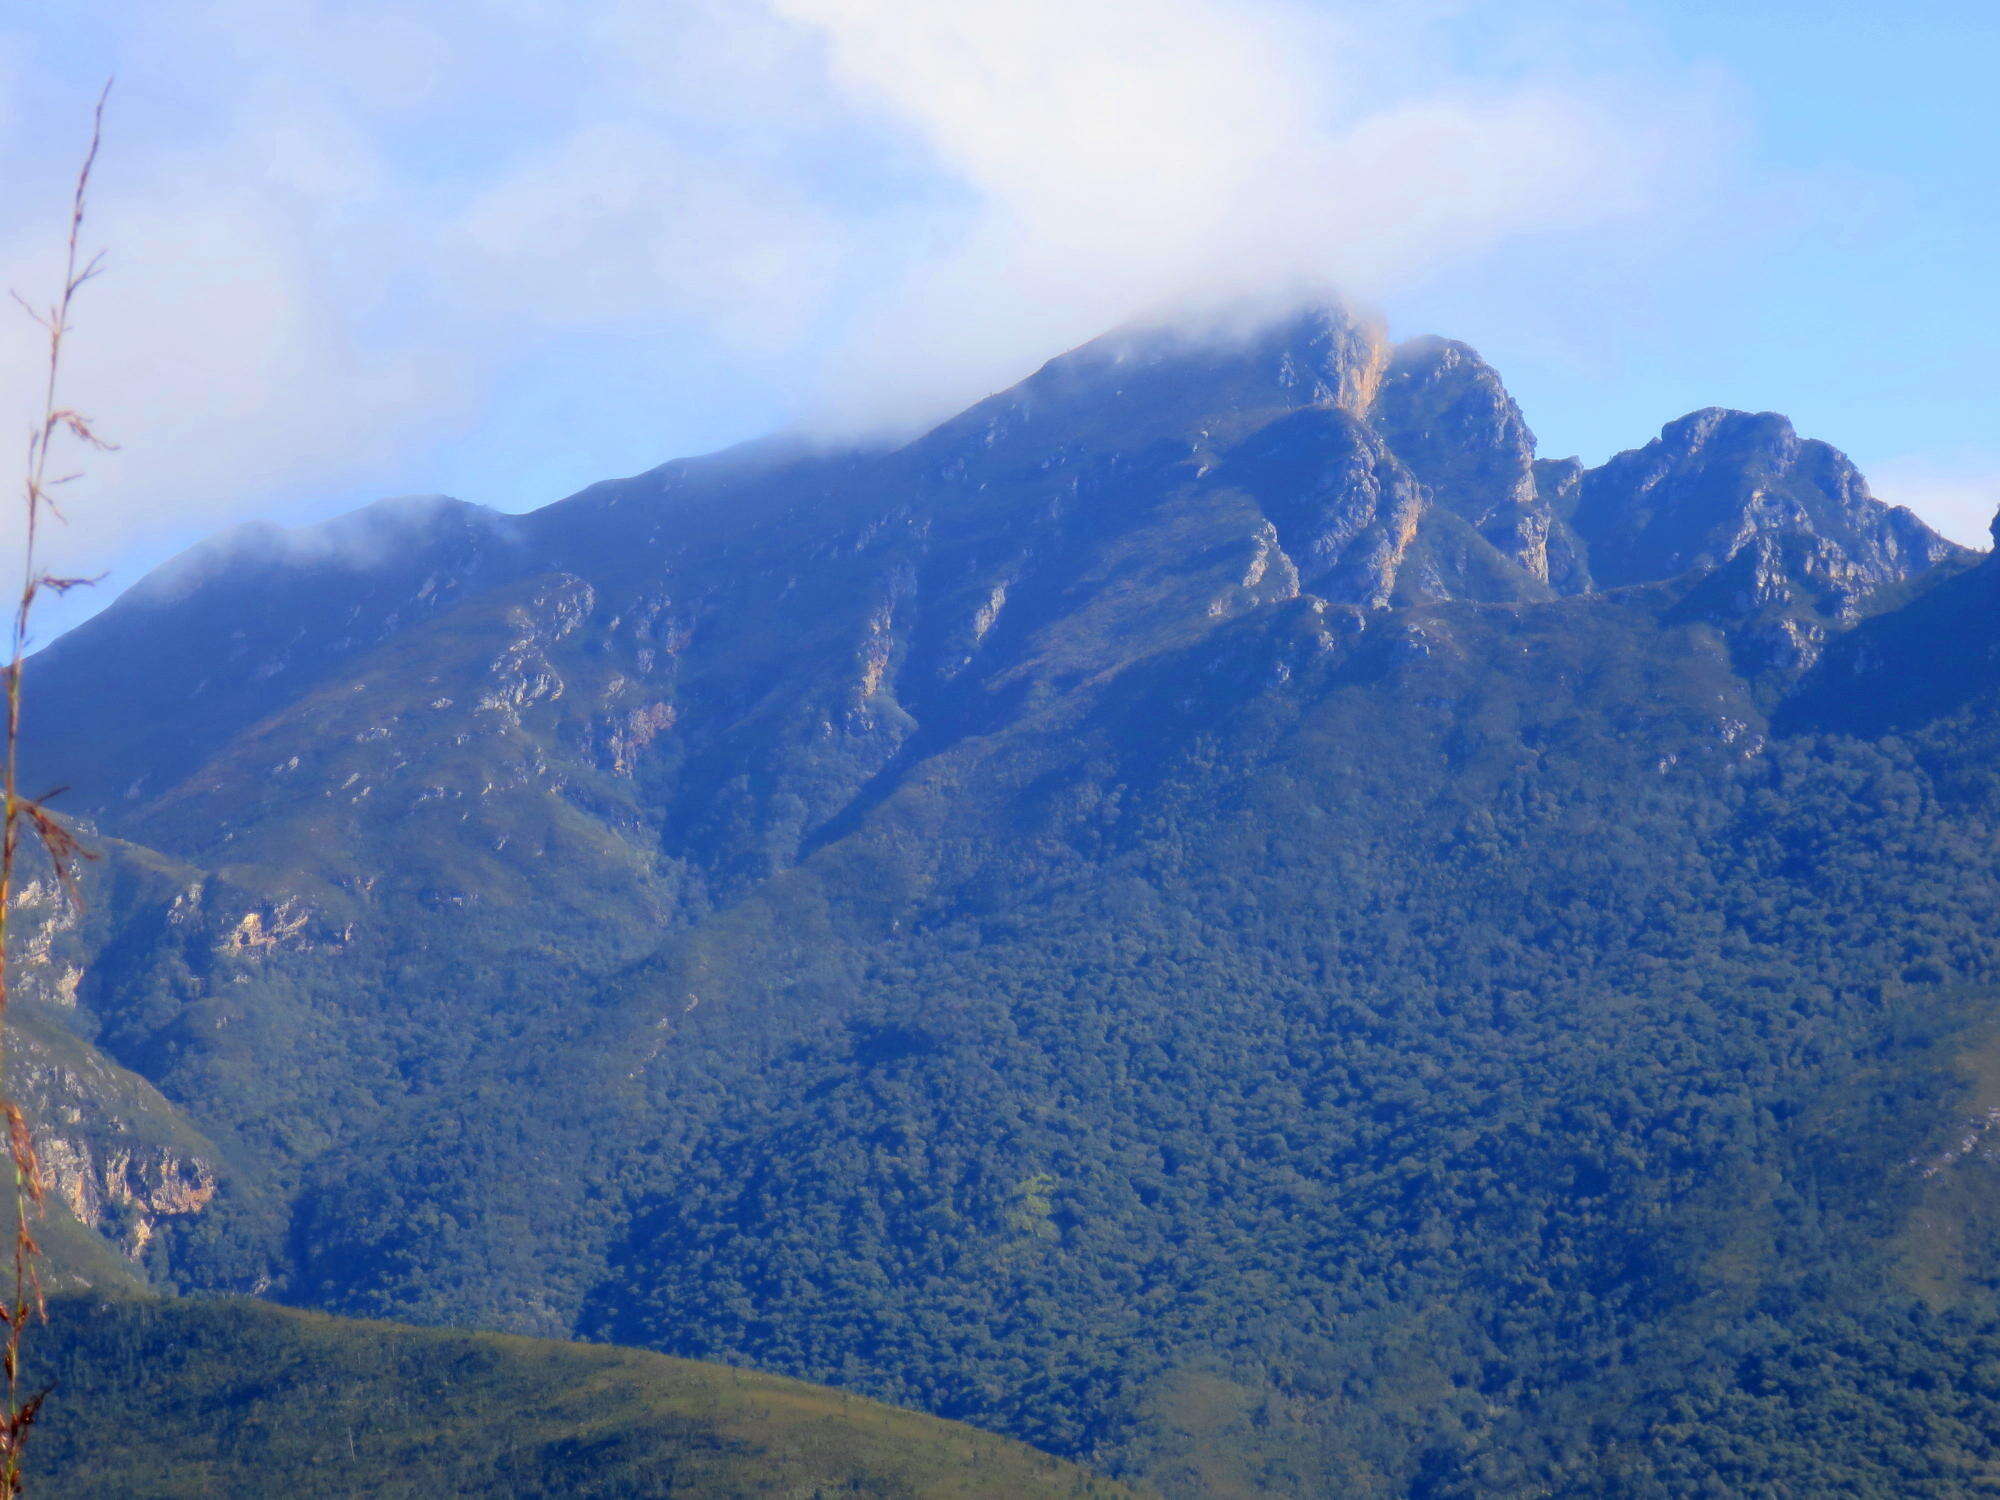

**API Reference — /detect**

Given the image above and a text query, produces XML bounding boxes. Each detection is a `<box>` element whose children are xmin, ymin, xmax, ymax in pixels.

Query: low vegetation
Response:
<box><xmin>30</xmin><ymin>1293</ymin><xmax>1135</xmax><ymax>1498</ymax></box>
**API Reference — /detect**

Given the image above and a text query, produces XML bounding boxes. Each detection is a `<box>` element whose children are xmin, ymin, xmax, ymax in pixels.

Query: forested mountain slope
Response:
<box><xmin>19</xmin><ymin>301</ymin><xmax>2000</xmax><ymax>1494</ymax></box>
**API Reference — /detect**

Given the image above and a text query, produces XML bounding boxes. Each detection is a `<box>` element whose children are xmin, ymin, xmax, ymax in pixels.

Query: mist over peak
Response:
<box><xmin>119</xmin><ymin>495</ymin><xmax>516</xmax><ymax>613</ymax></box>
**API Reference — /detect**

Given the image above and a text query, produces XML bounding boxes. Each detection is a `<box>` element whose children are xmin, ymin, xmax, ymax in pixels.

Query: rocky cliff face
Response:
<box><xmin>1370</xmin><ymin>335</ymin><xmax>1577</xmax><ymax>590</ymax></box>
<box><xmin>9</xmin><ymin>1003</ymin><xmax>222</xmax><ymax>1276</ymax></box>
<box><xmin>1571</xmin><ymin>407</ymin><xmax>1961</xmax><ymax>602</ymax></box>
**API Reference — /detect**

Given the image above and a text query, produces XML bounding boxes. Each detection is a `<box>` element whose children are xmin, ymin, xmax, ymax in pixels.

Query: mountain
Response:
<box><xmin>1570</xmin><ymin>406</ymin><xmax>1957</xmax><ymax>596</ymax></box>
<box><xmin>20</xmin><ymin>299</ymin><xmax>2000</xmax><ymax>1494</ymax></box>
<box><xmin>29</xmin><ymin>1294</ymin><xmax>1132</xmax><ymax>1498</ymax></box>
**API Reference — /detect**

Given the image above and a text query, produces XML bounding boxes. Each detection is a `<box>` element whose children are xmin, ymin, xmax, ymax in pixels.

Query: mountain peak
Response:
<box><xmin>123</xmin><ymin>494</ymin><xmax>509</xmax><ymax>611</ymax></box>
<box><xmin>1655</xmin><ymin>406</ymin><xmax>1803</xmax><ymax>465</ymax></box>
<box><xmin>1046</xmin><ymin>299</ymin><xmax>1382</xmax><ymax>389</ymax></box>
<box><xmin>1570</xmin><ymin>407</ymin><xmax>1962</xmax><ymax>598</ymax></box>
<box><xmin>924</xmin><ymin>300</ymin><xmax>1391</xmax><ymax>462</ymax></box>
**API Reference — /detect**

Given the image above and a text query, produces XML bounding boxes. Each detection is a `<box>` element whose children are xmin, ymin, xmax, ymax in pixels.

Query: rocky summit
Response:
<box><xmin>20</xmin><ymin>301</ymin><xmax>2000</xmax><ymax>1495</ymax></box>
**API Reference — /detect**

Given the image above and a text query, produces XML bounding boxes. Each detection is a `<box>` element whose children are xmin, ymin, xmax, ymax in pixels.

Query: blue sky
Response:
<box><xmin>2</xmin><ymin>0</ymin><xmax>1995</xmax><ymax>637</ymax></box>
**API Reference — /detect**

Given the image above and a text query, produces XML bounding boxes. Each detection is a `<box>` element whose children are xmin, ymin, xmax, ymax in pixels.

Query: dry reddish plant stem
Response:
<box><xmin>0</xmin><ymin>82</ymin><xmax>112</xmax><ymax>1496</ymax></box>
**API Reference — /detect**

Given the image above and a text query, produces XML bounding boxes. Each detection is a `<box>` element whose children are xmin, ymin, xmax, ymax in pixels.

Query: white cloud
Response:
<box><xmin>448</xmin><ymin>122</ymin><xmax>848</xmax><ymax>350</ymax></box>
<box><xmin>770</xmin><ymin>0</ymin><xmax>1719</xmax><ymax>430</ymax></box>
<box><xmin>0</xmin><ymin>116</ymin><xmax>451</xmax><ymax>588</ymax></box>
<box><xmin>0</xmin><ymin>0</ymin><xmax>1737</xmax><ymax>597</ymax></box>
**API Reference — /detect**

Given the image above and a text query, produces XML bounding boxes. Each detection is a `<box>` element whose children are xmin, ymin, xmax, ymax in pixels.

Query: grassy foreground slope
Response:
<box><xmin>29</xmin><ymin>1295</ymin><xmax>1136</xmax><ymax>1499</ymax></box>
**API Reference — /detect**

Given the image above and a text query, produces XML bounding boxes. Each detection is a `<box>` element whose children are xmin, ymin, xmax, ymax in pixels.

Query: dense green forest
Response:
<box><xmin>18</xmin><ymin>305</ymin><xmax>2000</xmax><ymax>1493</ymax></box>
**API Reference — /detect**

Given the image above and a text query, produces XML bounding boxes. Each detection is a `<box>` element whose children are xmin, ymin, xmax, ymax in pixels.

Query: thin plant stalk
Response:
<box><xmin>0</xmin><ymin>82</ymin><xmax>112</xmax><ymax>1497</ymax></box>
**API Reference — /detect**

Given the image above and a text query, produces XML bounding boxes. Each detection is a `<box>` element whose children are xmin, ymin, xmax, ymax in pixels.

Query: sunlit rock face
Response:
<box><xmin>1370</xmin><ymin>335</ymin><xmax>1571</xmax><ymax>588</ymax></box>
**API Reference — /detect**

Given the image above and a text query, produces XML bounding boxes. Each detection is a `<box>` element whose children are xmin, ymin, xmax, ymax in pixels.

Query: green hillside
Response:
<box><xmin>28</xmin><ymin>1294</ymin><xmax>1135</xmax><ymax>1498</ymax></box>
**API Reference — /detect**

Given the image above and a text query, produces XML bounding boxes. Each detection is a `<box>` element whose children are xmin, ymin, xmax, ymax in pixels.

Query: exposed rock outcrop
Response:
<box><xmin>1370</xmin><ymin>336</ymin><xmax>1569</xmax><ymax>589</ymax></box>
<box><xmin>1571</xmin><ymin>407</ymin><xmax>1963</xmax><ymax>602</ymax></box>
<box><xmin>10</xmin><ymin>1010</ymin><xmax>225</xmax><ymax>1270</ymax></box>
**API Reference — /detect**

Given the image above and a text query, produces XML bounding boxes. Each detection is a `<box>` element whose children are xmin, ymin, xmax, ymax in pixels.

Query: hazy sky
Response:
<box><xmin>2</xmin><ymin>0</ymin><xmax>1995</xmax><ymax>637</ymax></box>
